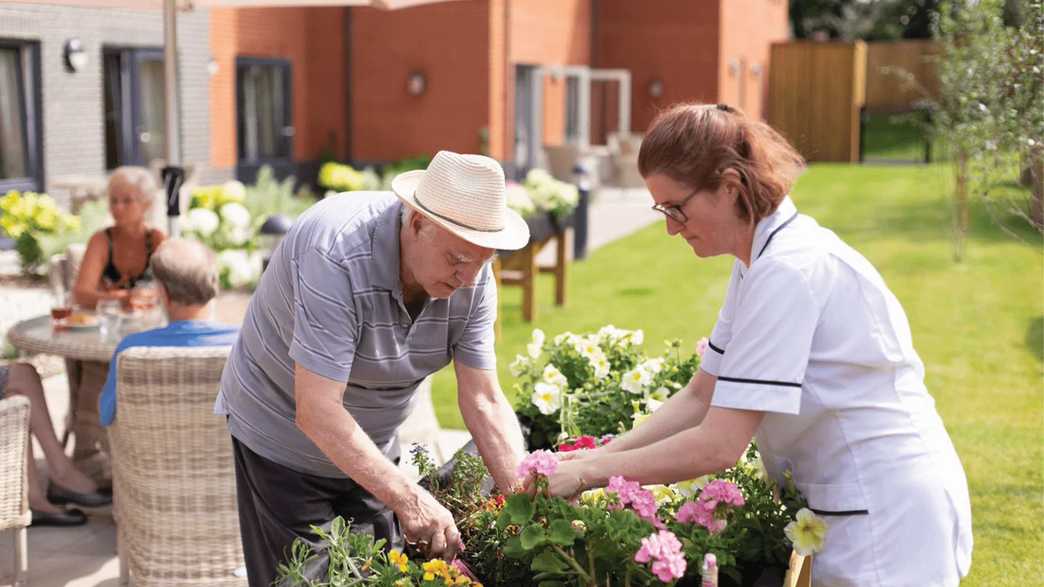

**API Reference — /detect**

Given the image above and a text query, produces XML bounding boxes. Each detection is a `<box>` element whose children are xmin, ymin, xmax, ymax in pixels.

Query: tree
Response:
<box><xmin>932</xmin><ymin>0</ymin><xmax>1043</xmax><ymax>260</ymax></box>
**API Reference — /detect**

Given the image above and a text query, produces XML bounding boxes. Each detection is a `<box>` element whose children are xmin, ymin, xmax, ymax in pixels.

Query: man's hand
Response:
<box><xmin>393</xmin><ymin>486</ymin><xmax>462</xmax><ymax>560</ymax></box>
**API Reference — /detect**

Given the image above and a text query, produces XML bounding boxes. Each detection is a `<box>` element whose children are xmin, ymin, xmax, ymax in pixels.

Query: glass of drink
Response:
<box><xmin>97</xmin><ymin>299</ymin><xmax>123</xmax><ymax>341</ymax></box>
<box><xmin>50</xmin><ymin>291</ymin><xmax>72</xmax><ymax>325</ymax></box>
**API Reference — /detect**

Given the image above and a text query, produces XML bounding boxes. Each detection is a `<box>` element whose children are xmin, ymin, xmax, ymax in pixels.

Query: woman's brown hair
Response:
<box><xmin>638</xmin><ymin>103</ymin><xmax>806</xmax><ymax>224</ymax></box>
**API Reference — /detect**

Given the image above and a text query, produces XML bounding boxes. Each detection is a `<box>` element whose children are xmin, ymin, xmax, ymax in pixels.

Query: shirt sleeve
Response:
<box><xmin>700</xmin><ymin>262</ymin><xmax>742</xmax><ymax>376</ymax></box>
<box><xmin>710</xmin><ymin>259</ymin><xmax>820</xmax><ymax>415</ymax></box>
<box><xmin>452</xmin><ymin>263</ymin><xmax>498</xmax><ymax>370</ymax></box>
<box><xmin>288</xmin><ymin>247</ymin><xmax>358</xmax><ymax>382</ymax></box>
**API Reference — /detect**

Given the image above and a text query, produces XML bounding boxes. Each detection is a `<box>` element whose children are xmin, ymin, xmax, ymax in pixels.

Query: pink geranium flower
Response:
<box><xmin>517</xmin><ymin>450</ymin><xmax>558</xmax><ymax>478</ymax></box>
<box><xmin>607</xmin><ymin>476</ymin><xmax>665</xmax><ymax>529</ymax></box>
<box><xmin>676</xmin><ymin>479</ymin><xmax>745</xmax><ymax>534</ymax></box>
<box><xmin>634</xmin><ymin>530</ymin><xmax>686</xmax><ymax>582</ymax></box>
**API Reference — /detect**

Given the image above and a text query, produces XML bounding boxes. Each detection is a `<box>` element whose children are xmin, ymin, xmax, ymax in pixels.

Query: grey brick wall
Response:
<box><xmin>0</xmin><ymin>4</ymin><xmax>215</xmax><ymax>207</ymax></box>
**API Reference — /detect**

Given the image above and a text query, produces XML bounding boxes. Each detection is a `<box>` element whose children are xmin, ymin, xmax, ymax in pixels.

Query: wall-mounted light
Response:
<box><xmin>727</xmin><ymin>58</ymin><xmax>741</xmax><ymax>76</ymax></box>
<box><xmin>407</xmin><ymin>71</ymin><xmax>426</xmax><ymax>96</ymax></box>
<box><xmin>750</xmin><ymin>63</ymin><xmax>763</xmax><ymax>78</ymax></box>
<box><xmin>647</xmin><ymin>78</ymin><xmax>664</xmax><ymax>98</ymax></box>
<box><xmin>207</xmin><ymin>57</ymin><xmax>219</xmax><ymax>77</ymax></box>
<box><xmin>63</xmin><ymin>38</ymin><xmax>88</xmax><ymax>73</ymax></box>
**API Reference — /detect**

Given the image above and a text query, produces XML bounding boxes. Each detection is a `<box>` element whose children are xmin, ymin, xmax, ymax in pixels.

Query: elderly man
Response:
<box><xmin>215</xmin><ymin>150</ymin><xmax>530</xmax><ymax>585</ymax></box>
<box><xmin>99</xmin><ymin>238</ymin><xmax>239</xmax><ymax>426</ymax></box>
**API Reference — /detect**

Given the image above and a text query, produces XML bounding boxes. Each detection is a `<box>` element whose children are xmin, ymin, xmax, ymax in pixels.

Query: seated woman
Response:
<box><xmin>69</xmin><ymin>166</ymin><xmax>166</xmax><ymax>481</ymax></box>
<box><xmin>1</xmin><ymin>363</ymin><xmax>111</xmax><ymax>526</ymax></box>
<box><xmin>74</xmin><ymin>166</ymin><xmax>167</xmax><ymax>307</ymax></box>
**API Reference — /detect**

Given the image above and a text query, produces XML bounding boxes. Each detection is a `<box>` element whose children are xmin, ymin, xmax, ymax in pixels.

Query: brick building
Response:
<box><xmin>0</xmin><ymin>0</ymin><xmax>788</xmax><ymax>195</ymax></box>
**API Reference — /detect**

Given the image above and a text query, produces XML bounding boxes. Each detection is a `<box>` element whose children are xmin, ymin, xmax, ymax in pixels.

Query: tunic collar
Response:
<box><xmin>748</xmin><ymin>195</ymin><xmax>798</xmax><ymax>265</ymax></box>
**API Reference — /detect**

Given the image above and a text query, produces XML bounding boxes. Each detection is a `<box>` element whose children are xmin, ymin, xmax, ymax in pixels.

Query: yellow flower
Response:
<box><xmin>389</xmin><ymin>549</ymin><xmax>409</xmax><ymax>573</ymax></box>
<box><xmin>785</xmin><ymin>508</ymin><xmax>828</xmax><ymax>556</ymax></box>
<box><xmin>422</xmin><ymin>559</ymin><xmax>450</xmax><ymax>581</ymax></box>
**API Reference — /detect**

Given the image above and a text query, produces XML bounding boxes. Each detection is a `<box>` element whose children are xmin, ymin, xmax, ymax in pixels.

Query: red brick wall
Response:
<box><xmin>350</xmin><ymin>1</ymin><xmax>491</xmax><ymax>162</ymax></box>
<box><xmin>595</xmin><ymin>0</ymin><xmax>722</xmax><ymax>134</ymax></box>
<box><xmin>502</xmin><ymin>0</ymin><xmax>592</xmax><ymax>158</ymax></box>
<box><xmin>719</xmin><ymin>0</ymin><xmax>790</xmax><ymax>120</ymax></box>
<box><xmin>209</xmin><ymin>7</ymin><xmax>348</xmax><ymax>169</ymax></box>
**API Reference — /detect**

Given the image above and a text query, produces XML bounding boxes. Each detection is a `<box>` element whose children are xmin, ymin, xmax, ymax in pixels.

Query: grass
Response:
<box><xmin>429</xmin><ymin>163</ymin><xmax>1043</xmax><ymax>585</ymax></box>
<box><xmin>861</xmin><ymin>110</ymin><xmax>948</xmax><ymax>163</ymax></box>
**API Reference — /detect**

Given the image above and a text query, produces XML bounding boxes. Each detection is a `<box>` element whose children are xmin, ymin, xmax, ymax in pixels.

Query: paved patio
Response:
<box><xmin>0</xmin><ymin>187</ymin><xmax>660</xmax><ymax>587</ymax></box>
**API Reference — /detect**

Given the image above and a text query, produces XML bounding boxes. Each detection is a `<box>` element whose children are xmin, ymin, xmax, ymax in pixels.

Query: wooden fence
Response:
<box><xmin>767</xmin><ymin>41</ymin><xmax>867</xmax><ymax>162</ymax></box>
<box><xmin>767</xmin><ymin>40</ymin><xmax>939</xmax><ymax>162</ymax></box>
<box><xmin>866</xmin><ymin>40</ymin><xmax>939</xmax><ymax>112</ymax></box>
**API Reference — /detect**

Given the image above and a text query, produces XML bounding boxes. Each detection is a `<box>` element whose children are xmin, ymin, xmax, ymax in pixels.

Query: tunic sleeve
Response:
<box><xmin>700</xmin><ymin>262</ymin><xmax>742</xmax><ymax>376</ymax></box>
<box><xmin>710</xmin><ymin>259</ymin><xmax>820</xmax><ymax>415</ymax></box>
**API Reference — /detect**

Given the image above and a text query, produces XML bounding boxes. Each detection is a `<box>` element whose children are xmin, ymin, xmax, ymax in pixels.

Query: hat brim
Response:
<box><xmin>392</xmin><ymin>169</ymin><xmax>531</xmax><ymax>251</ymax></box>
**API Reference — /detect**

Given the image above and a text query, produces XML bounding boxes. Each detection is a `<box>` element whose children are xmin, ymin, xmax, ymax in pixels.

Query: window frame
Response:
<box><xmin>0</xmin><ymin>38</ymin><xmax>44</xmax><ymax>193</ymax></box>
<box><xmin>235</xmin><ymin>56</ymin><xmax>294</xmax><ymax>167</ymax></box>
<box><xmin>102</xmin><ymin>45</ymin><xmax>165</xmax><ymax>169</ymax></box>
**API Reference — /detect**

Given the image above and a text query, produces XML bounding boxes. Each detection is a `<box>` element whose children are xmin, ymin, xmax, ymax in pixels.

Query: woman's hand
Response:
<box><xmin>557</xmin><ymin>446</ymin><xmax>604</xmax><ymax>462</ymax></box>
<box><xmin>545</xmin><ymin>458</ymin><xmax>591</xmax><ymax>499</ymax></box>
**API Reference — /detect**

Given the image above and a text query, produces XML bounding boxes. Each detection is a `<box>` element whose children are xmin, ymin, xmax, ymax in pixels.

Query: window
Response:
<box><xmin>237</xmin><ymin>57</ymin><xmax>292</xmax><ymax>165</ymax></box>
<box><xmin>103</xmin><ymin>47</ymin><xmax>166</xmax><ymax>169</ymax></box>
<box><xmin>0</xmin><ymin>39</ymin><xmax>42</xmax><ymax>192</ymax></box>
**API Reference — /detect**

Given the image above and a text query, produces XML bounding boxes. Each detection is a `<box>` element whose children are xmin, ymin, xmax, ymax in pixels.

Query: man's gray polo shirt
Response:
<box><xmin>215</xmin><ymin>192</ymin><xmax>498</xmax><ymax>478</ymax></box>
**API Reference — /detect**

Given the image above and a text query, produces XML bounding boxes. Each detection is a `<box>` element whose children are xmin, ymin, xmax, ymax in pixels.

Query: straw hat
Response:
<box><xmin>392</xmin><ymin>150</ymin><xmax>530</xmax><ymax>251</ymax></box>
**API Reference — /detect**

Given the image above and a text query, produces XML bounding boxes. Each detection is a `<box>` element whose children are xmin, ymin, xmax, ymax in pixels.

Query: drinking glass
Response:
<box><xmin>97</xmin><ymin>299</ymin><xmax>123</xmax><ymax>341</ymax></box>
<box><xmin>50</xmin><ymin>291</ymin><xmax>72</xmax><ymax>324</ymax></box>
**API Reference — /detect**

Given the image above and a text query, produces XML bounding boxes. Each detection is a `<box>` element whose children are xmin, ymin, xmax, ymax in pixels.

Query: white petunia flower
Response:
<box><xmin>542</xmin><ymin>364</ymin><xmax>568</xmax><ymax>388</ymax></box>
<box><xmin>639</xmin><ymin>358</ymin><xmax>664</xmax><ymax>375</ymax></box>
<box><xmin>219</xmin><ymin>202</ymin><xmax>251</xmax><ymax>229</ymax></box>
<box><xmin>531</xmin><ymin>382</ymin><xmax>562</xmax><ymax>415</ymax></box>
<box><xmin>591</xmin><ymin>353</ymin><xmax>611</xmax><ymax>379</ymax></box>
<box><xmin>527</xmin><ymin>328</ymin><xmax>545</xmax><ymax>358</ymax></box>
<box><xmin>650</xmin><ymin>386</ymin><xmax>670</xmax><ymax>401</ymax></box>
<box><xmin>186</xmin><ymin>207</ymin><xmax>219</xmax><ymax>237</ymax></box>
<box><xmin>621</xmin><ymin>367</ymin><xmax>651</xmax><ymax>394</ymax></box>
<box><xmin>218</xmin><ymin>249</ymin><xmax>259</xmax><ymax>288</ymax></box>
<box><xmin>670</xmin><ymin>476</ymin><xmax>711</xmax><ymax>497</ymax></box>
<box><xmin>645</xmin><ymin>397</ymin><xmax>665</xmax><ymax>413</ymax></box>
<box><xmin>509</xmin><ymin>354</ymin><xmax>529</xmax><ymax>377</ymax></box>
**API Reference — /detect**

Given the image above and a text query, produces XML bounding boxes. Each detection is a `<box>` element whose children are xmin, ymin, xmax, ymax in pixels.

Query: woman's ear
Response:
<box><xmin>719</xmin><ymin>168</ymin><xmax>742</xmax><ymax>202</ymax></box>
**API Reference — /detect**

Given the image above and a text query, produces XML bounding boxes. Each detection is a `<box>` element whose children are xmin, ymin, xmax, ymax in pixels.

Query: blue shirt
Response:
<box><xmin>100</xmin><ymin>320</ymin><xmax>240</xmax><ymax>426</ymax></box>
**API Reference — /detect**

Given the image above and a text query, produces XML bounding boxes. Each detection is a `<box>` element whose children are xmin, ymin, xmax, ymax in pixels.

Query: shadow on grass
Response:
<box><xmin>1026</xmin><ymin>317</ymin><xmax>1043</xmax><ymax>362</ymax></box>
<box><xmin>847</xmin><ymin>193</ymin><xmax>1043</xmax><ymax>247</ymax></box>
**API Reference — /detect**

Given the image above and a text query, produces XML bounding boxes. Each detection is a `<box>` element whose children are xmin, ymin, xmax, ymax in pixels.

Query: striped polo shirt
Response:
<box><xmin>214</xmin><ymin>192</ymin><xmax>497</xmax><ymax>478</ymax></box>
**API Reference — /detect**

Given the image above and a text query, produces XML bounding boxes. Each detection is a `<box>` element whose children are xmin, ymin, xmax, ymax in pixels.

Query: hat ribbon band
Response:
<box><xmin>413</xmin><ymin>192</ymin><xmax>505</xmax><ymax>233</ymax></box>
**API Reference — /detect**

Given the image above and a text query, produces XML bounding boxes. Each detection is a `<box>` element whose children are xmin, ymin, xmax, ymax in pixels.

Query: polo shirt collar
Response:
<box><xmin>748</xmin><ymin>195</ymin><xmax>798</xmax><ymax>264</ymax></box>
<box><xmin>371</xmin><ymin>201</ymin><xmax>406</xmax><ymax>299</ymax></box>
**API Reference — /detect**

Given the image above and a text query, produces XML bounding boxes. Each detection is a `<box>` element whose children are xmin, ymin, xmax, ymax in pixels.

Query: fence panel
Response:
<box><xmin>768</xmin><ymin>41</ymin><xmax>866</xmax><ymax>162</ymax></box>
<box><xmin>865</xmin><ymin>40</ymin><xmax>939</xmax><ymax>112</ymax></box>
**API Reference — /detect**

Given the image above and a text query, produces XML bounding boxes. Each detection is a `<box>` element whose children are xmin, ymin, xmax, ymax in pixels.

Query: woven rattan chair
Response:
<box><xmin>108</xmin><ymin>346</ymin><xmax>245</xmax><ymax>586</ymax></box>
<box><xmin>0</xmin><ymin>395</ymin><xmax>31</xmax><ymax>587</ymax></box>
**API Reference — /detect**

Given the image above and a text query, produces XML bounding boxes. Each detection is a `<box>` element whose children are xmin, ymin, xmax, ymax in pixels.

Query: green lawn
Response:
<box><xmin>430</xmin><ymin>163</ymin><xmax>1043</xmax><ymax>585</ymax></box>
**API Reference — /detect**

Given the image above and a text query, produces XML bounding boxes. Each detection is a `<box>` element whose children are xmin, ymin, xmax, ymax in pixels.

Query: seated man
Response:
<box><xmin>1</xmin><ymin>362</ymin><xmax>111</xmax><ymax>526</ymax></box>
<box><xmin>100</xmin><ymin>238</ymin><xmax>239</xmax><ymax>426</ymax></box>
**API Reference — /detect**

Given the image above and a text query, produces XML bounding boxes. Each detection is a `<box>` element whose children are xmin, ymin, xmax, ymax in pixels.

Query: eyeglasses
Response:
<box><xmin>651</xmin><ymin>190</ymin><xmax>700</xmax><ymax>223</ymax></box>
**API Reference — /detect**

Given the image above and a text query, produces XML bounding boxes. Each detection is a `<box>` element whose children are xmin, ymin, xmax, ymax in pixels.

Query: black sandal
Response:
<box><xmin>31</xmin><ymin>507</ymin><xmax>87</xmax><ymax>527</ymax></box>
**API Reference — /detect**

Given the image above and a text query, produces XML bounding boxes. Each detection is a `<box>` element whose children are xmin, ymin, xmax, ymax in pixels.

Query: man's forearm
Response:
<box><xmin>297</xmin><ymin>399</ymin><xmax>416</xmax><ymax>509</ymax></box>
<box><xmin>460</xmin><ymin>392</ymin><xmax>525</xmax><ymax>491</ymax></box>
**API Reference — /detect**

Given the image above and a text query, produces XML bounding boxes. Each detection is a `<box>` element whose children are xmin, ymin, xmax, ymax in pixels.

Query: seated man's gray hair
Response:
<box><xmin>150</xmin><ymin>239</ymin><xmax>219</xmax><ymax>306</ymax></box>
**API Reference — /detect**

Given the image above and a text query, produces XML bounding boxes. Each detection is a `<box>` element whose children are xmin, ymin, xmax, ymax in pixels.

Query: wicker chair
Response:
<box><xmin>0</xmin><ymin>395</ymin><xmax>31</xmax><ymax>587</ymax></box>
<box><xmin>108</xmin><ymin>346</ymin><xmax>245</xmax><ymax>586</ymax></box>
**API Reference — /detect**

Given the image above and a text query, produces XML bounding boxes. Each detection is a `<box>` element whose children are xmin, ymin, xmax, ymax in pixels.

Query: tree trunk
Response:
<box><xmin>1020</xmin><ymin>145</ymin><xmax>1043</xmax><ymax>231</ymax></box>
<box><xmin>954</xmin><ymin>150</ymin><xmax>970</xmax><ymax>262</ymax></box>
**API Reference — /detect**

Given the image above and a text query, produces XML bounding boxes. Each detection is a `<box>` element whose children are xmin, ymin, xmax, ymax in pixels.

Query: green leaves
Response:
<box><xmin>520</xmin><ymin>524</ymin><xmax>547</xmax><ymax>549</ymax></box>
<box><xmin>547</xmin><ymin>519</ymin><xmax>578</xmax><ymax>546</ymax></box>
<box><xmin>505</xmin><ymin>493</ymin><xmax>536</xmax><ymax>524</ymax></box>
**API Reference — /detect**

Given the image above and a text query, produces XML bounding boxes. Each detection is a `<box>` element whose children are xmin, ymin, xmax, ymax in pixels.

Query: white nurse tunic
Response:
<box><xmin>699</xmin><ymin>197</ymin><xmax>973</xmax><ymax>586</ymax></box>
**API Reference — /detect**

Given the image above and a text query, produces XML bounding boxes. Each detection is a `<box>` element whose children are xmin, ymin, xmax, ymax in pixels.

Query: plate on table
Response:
<box><xmin>61</xmin><ymin>312</ymin><xmax>100</xmax><ymax>330</ymax></box>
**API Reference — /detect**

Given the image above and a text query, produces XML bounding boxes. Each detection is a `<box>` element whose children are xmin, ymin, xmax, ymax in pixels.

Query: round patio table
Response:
<box><xmin>7</xmin><ymin>315</ymin><xmax>130</xmax><ymax>362</ymax></box>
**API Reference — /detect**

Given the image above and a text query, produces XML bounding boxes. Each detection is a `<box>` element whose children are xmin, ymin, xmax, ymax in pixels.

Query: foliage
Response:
<box><xmin>0</xmin><ymin>190</ymin><xmax>82</xmax><ymax>273</ymax></box>
<box><xmin>277</xmin><ymin>516</ymin><xmax>484</xmax><ymax>587</ymax></box>
<box><xmin>930</xmin><ymin>0</ymin><xmax>1044</xmax><ymax>256</ymax></box>
<box><xmin>507</xmin><ymin>169</ymin><xmax>580</xmax><ymax>221</ymax></box>
<box><xmin>280</xmin><ymin>442</ymin><xmax>817</xmax><ymax>586</ymax></box>
<box><xmin>318</xmin><ymin>156</ymin><xmax>432</xmax><ymax>193</ymax></box>
<box><xmin>510</xmin><ymin>326</ymin><xmax>699</xmax><ymax>451</ymax></box>
<box><xmin>183</xmin><ymin>165</ymin><xmax>316</xmax><ymax>289</ymax></box>
<box><xmin>789</xmin><ymin>0</ymin><xmax>940</xmax><ymax>40</ymax></box>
